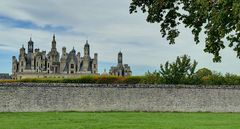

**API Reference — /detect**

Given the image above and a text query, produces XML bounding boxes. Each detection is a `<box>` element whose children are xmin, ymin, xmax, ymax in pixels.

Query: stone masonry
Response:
<box><xmin>0</xmin><ymin>83</ymin><xmax>240</xmax><ymax>112</ymax></box>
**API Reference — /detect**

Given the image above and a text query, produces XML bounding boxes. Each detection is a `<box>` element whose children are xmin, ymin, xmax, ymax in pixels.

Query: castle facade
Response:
<box><xmin>12</xmin><ymin>35</ymin><xmax>98</xmax><ymax>80</ymax></box>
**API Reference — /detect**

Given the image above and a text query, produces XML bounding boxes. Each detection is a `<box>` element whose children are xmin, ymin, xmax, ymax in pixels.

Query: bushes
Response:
<box><xmin>0</xmin><ymin>79</ymin><xmax>17</xmax><ymax>83</ymax></box>
<box><xmin>2</xmin><ymin>72</ymin><xmax>240</xmax><ymax>85</ymax></box>
<box><xmin>141</xmin><ymin>71</ymin><xmax>164</xmax><ymax>84</ymax></box>
<box><xmin>123</xmin><ymin>76</ymin><xmax>143</xmax><ymax>84</ymax></box>
<box><xmin>15</xmin><ymin>76</ymin><xmax>144</xmax><ymax>84</ymax></box>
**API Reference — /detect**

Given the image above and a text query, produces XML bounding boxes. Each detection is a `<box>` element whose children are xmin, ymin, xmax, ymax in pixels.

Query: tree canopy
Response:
<box><xmin>129</xmin><ymin>0</ymin><xmax>240</xmax><ymax>62</ymax></box>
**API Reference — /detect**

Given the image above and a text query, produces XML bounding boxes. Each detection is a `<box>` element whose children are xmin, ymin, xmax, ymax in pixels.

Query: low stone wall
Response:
<box><xmin>0</xmin><ymin>83</ymin><xmax>240</xmax><ymax>112</ymax></box>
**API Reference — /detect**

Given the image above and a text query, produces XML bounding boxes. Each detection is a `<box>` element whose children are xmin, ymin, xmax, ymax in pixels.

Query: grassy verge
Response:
<box><xmin>0</xmin><ymin>112</ymin><xmax>240</xmax><ymax>129</ymax></box>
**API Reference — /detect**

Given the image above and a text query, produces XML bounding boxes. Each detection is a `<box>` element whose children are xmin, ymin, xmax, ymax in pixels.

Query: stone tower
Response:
<box><xmin>28</xmin><ymin>37</ymin><xmax>34</xmax><ymax>53</ymax></box>
<box><xmin>26</xmin><ymin>37</ymin><xmax>34</xmax><ymax>70</ymax></box>
<box><xmin>118</xmin><ymin>51</ymin><xmax>123</xmax><ymax>66</ymax></box>
<box><xmin>60</xmin><ymin>47</ymin><xmax>67</xmax><ymax>73</ymax></box>
<box><xmin>19</xmin><ymin>45</ymin><xmax>26</xmax><ymax>73</ymax></box>
<box><xmin>82</xmin><ymin>40</ymin><xmax>90</xmax><ymax>72</ymax></box>
<box><xmin>91</xmin><ymin>53</ymin><xmax>98</xmax><ymax>74</ymax></box>
<box><xmin>51</xmin><ymin>34</ymin><xmax>57</xmax><ymax>51</ymax></box>
<box><xmin>47</xmin><ymin>34</ymin><xmax>60</xmax><ymax>73</ymax></box>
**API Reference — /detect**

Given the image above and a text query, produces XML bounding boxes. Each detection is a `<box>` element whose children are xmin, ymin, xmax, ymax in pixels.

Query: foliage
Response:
<box><xmin>16</xmin><ymin>76</ymin><xmax>143</xmax><ymax>84</ymax></box>
<box><xmin>159</xmin><ymin>55</ymin><xmax>197</xmax><ymax>84</ymax></box>
<box><xmin>1</xmin><ymin>70</ymin><xmax>240</xmax><ymax>85</ymax></box>
<box><xmin>95</xmin><ymin>76</ymin><xmax>121</xmax><ymax>84</ymax></box>
<box><xmin>201</xmin><ymin>72</ymin><xmax>226</xmax><ymax>85</ymax></box>
<box><xmin>0</xmin><ymin>79</ymin><xmax>17</xmax><ymax>83</ymax></box>
<box><xmin>223</xmin><ymin>73</ymin><xmax>240</xmax><ymax>85</ymax></box>
<box><xmin>141</xmin><ymin>71</ymin><xmax>164</xmax><ymax>84</ymax></box>
<box><xmin>196</xmin><ymin>68</ymin><xmax>212</xmax><ymax>79</ymax></box>
<box><xmin>129</xmin><ymin>0</ymin><xmax>240</xmax><ymax>62</ymax></box>
<box><xmin>123</xmin><ymin>76</ymin><xmax>143</xmax><ymax>84</ymax></box>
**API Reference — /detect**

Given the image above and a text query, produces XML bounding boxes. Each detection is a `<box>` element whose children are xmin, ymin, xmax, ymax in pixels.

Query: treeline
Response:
<box><xmin>143</xmin><ymin>55</ymin><xmax>240</xmax><ymax>85</ymax></box>
<box><xmin>1</xmin><ymin>72</ymin><xmax>240</xmax><ymax>85</ymax></box>
<box><xmin>0</xmin><ymin>73</ymin><xmax>240</xmax><ymax>85</ymax></box>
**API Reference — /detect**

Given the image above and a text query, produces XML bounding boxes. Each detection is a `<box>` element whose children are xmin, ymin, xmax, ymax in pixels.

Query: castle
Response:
<box><xmin>12</xmin><ymin>35</ymin><xmax>98</xmax><ymax>79</ymax></box>
<box><xmin>109</xmin><ymin>52</ymin><xmax>132</xmax><ymax>76</ymax></box>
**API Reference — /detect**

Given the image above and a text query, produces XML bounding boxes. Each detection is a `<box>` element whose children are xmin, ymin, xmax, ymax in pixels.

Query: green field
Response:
<box><xmin>0</xmin><ymin>112</ymin><xmax>240</xmax><ymax>129</ymax></box>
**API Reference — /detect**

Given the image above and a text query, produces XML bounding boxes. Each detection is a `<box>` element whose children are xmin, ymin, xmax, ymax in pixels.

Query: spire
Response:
<box><xmin>84</xmin><ymin>40</ymin><xmax>90</xmax><ymax>56</ymax></box>
<box><xmin>86</xmin><ymin>40</ymin><xmax>89</xmax><ymax>45</ymax></box>
<box><xmin>22</xmin><ymin>44</ymin><xmax>24</xmax><ymax>48</ymax></box>
<box><xmin>51</xmin><ymin>34</ymin><xmax>57</xmax><ymax>51</ymax></box>
<box><xmin>53</xmin><ymin>34</ymin><xmax>56</xmax><ymax>41</ymax></box>
<box><xmin>118</xmin><ymin>51</ymin><xmax>122</xmax><ymax>55</ymax></box>
<box><xmin>118</xmin><ymin>51</ymin><xmax>123</xmax><ymax>65</ymax></box>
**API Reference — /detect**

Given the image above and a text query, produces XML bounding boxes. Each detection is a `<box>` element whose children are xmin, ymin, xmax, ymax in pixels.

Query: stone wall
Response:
<box><xmin>0</xmin><ymin>83</ymin><xmax>240</xmax><ymax>112</ymax></box>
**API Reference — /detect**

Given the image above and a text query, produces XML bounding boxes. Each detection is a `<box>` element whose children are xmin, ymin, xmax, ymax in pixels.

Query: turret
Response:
<box><xmin>28</xmin><ymin>37</ymin><xmax>34</xmax><ymax>53</ymax></box>
<box><xmin>84</xmin><ymin>40</ymin><xmax>90</xmax><ymax>57</ymax></box>
<box><xmin>20</xmin><ymin>45</ymin><xmax>25</xmax><ymax>57</ymax></box>
<box><xmin>118</xmin><ymin>51</ymin><xmax>123</xmax><ymax>66</ymax></box>
<box><xmin>51</xmin><ymin>34</ymin><xmax>57</xmax><ymax>51</ymax></box>
<box><xmin>92</xmin><ymin>53</ymin><xmax>98</xmax><ymax>74</ymax></box>
<box><xmin>60</xmin><ymin>47</ymin><xmax>67</xmax><ymax>73</ymax></box>
<box><xmin>62</xmin><ymin>47</ymin><xmax>67</xmax><ymax>57</ymax></box>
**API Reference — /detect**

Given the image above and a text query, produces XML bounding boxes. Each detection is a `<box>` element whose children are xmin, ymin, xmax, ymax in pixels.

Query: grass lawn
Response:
<box><xmin>0</xmin><ymin>112</ymin><xmax>240</xmax><ymax>129</ymax></box>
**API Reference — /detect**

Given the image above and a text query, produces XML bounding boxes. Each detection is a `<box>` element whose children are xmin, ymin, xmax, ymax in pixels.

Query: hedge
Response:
<box><xmin>0</xmin><ymin>74</ymin><xmax>240</xmax><ymax>85</ymax></box>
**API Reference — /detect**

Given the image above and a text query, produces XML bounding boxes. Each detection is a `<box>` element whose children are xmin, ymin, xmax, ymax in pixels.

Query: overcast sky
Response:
<box><xmin>0</xmin><ymin>0</ymin><xmax>239</xmax><ymax>75</ymax></box>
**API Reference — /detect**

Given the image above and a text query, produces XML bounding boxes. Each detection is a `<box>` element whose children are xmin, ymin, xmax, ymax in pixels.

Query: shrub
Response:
<box><xmin>123</xmin><ymin>76</ymin><xmax>143</xmax><ymax>84</ymax></box>
<box><xmin>0</xmin><ymin>79</ymin><xmax>17</xmax><ymax>83</ymax></box>
<box><xmin>160</xmin><ymin>55</ymin><xmax>198</xmax><ymax>84</ymax></box>
<box><xmin>201</xmin><ymin>72</ymin><xmax>225</xmax><ymax>85</ymax></box>
<box><xmin>224</xmin><ymin>73</ymin><xmax>240</xmax><ymax>85</ymax></box>
<box><xmin>196</xmin><ymin>68</ymin><xmax>212</xmax><ymax>78</ymax></box>
<box><xmin>141</xmin><ymin>71</ymin><xmax>164</xmax><ymax>84</ymax></box>
<box><xmin>62</xmin><ymin>76</ymin><xmax>96</xmax><ymax>83</ymax></box>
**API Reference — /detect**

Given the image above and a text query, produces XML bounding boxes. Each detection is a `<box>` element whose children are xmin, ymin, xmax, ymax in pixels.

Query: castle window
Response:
<box><xmin>21</xmin><ymin>69</ymin><xmax>23</xmax><ymax>72</ymax></box>
<box><xmin>94</xmin><ymin>64</ymin><xmax>96</xmax><ymax>68</ymax></box>
<box><xmin>71</xmin><ymin>71</ymin><xmax>74</xmax><ymax>74</ymax></box>
<box><xmin>71</xmin><ymin>64</ymin><xmax>74</xmax><ymax>69</ymax></box>
<box><xmin>41</xmin><ymin>64</ymin><xmax>42</xmax><ymax>68</ymax></box>
<box><xmin>48</xmin><ymin>70</ymin><xmax>49</xmax><ymax>73</ymax></box>
<box><xmin>21</xmin><ymin>61</ymin><xmax>23</xmax><ymax>66</ymax></box>
<box><xmin>37</xmin><ymin>62</ymin><xmax>38</xmax><ymax>67</ymax></box>
<box><xmin>48</xmin><ymin>63</ymin><xmax>49</xmax><ymax>68</ymax></box>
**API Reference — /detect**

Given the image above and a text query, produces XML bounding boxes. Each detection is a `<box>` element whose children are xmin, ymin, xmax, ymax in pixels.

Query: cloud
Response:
<box><xmin>0</xmin><ymin>44</ymin><xmax>8</xmax><ymax>47</ymax></box>
<box><xmin>0</xmin><ymin>15</ymin><xmax>71</xmax><ymax>33</ymax></box>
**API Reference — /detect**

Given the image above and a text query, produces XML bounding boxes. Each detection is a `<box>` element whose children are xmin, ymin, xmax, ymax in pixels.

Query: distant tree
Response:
<box><xmin>160</xmin><ymin>55</ymin><xmax>197</xmax><ymax>84</ymax></box>
<box><xmin>196</xmin><ymin>68</ymin><xmax>212</xmax><ymax>79</ymax></box>
<box><xmin>129</xmin><ymin>0</ymin><xmax>240</xmax><ymax>62</ymax></box>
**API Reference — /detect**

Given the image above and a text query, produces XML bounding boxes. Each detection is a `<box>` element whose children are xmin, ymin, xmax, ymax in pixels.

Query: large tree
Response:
<box><xmin>129</xmin><ymin>0</ymin><xmax>240</xmax><ymax>62</ymax></box>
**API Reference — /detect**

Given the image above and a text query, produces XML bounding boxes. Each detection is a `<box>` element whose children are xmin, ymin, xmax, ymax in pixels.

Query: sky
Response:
<box><xmin>0</xmin><ymin>0</ymin><xmax>239</xmax><ymax>75</ymax></box>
